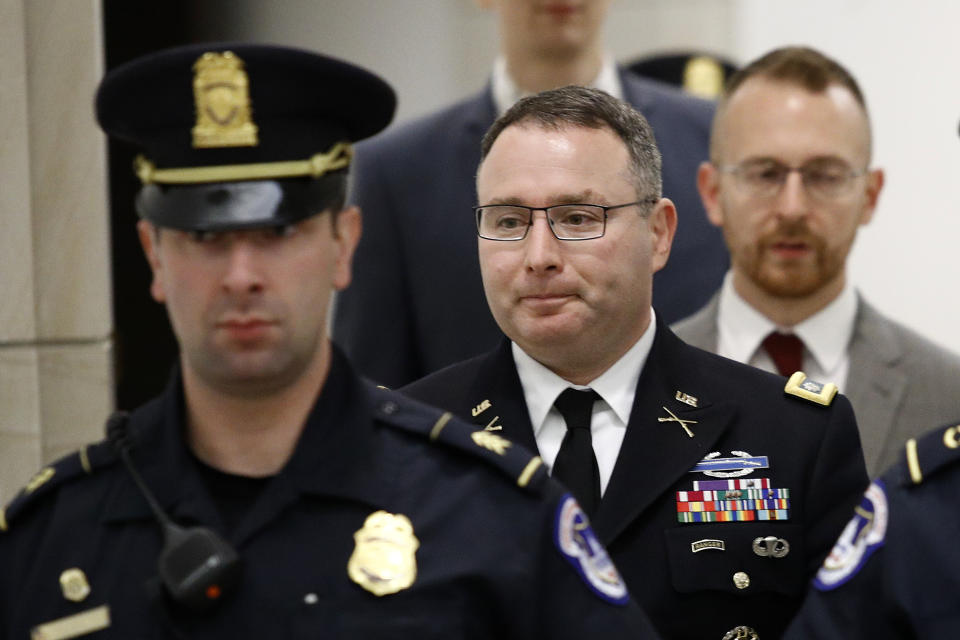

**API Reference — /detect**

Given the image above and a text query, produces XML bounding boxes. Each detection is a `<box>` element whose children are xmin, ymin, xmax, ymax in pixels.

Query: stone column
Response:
<box><xmin>0</xmin><ymin>0</ymin><xmax>113</xmax><ymax>502</ymax></box>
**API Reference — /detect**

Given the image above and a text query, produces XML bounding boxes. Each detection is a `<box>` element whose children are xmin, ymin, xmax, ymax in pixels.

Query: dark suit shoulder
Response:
<box><xmin>622</xmin><ymin>71</ymin><xmax>715</xmax><ymax>122</ymax></box>
<box><xmin>0</xmin><ymin>440</ymin><xmax>117</xmax><ymax>534</ymax></box>
<box><xmin>369</xmin><ymin>384</ymin><xmax>548</xmax><ymax>493</ymax></box>
<box><xmin>353</xmin><ymin>88</ymin><xmax>492</xmax><ymax>157</ymax></box>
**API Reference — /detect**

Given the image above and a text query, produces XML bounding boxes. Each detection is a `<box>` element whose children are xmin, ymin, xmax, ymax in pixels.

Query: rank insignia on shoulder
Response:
<box><xmin>784</xmin><ymin>372</ymin><xmax>838</xmax><ymax>406</ymax></box>
<box><xmin>814</xmin><ymin>480</ymin><xmax>887</xmax><ymax>590</ymax></box>
<box><xmin>553</xmin><ymin>495</ymin><xmax>629</xmax><ymax>605</ymax></box>
<box><xmin>348</xmin><ymin>511</ymin><xmax>419</xmax><ymax>596</ymax></box>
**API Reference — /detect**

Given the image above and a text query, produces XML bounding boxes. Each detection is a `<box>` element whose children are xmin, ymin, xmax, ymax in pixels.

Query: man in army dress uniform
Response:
<box><xmin>402</xmin><ymin>85</ymin><xmax>869</xmax><ymax>640</ymax></box>
<box><xmin>0</xmin><ymin>44</ymin><xmax>658</xmax><ymax>639</ymax></box>
<box><xmin>784</xmin><ymin>420</ymin><xmax>960</xmax><ymax>638</ymax></box>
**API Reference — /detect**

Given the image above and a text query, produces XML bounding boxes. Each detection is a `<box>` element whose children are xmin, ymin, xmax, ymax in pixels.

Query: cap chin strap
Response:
<box><xmin>134</xmin><ymin>141</ymin><xmax>352</xmax><ymax>185</ymax></box>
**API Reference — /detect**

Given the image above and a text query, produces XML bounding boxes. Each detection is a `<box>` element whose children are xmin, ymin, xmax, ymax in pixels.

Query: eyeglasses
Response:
<box><xmin>716</xmin><ymin>159</ymin><xmax>868</xmax><ymax>201</ymax></box>
<box><xmin>475</xmin><ymin>200</ymin><xmax>658</xmax><ymax>241</ymax></box>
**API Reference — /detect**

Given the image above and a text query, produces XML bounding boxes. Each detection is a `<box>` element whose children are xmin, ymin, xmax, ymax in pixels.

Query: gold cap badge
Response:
<box><xmin>60</xmin><ymin>568</ymin><xmax>91</xmax><ymax>602</ymax></box>
<box><xmin>348</xmin><ymin>511</ymin><xmax>419</xmax><ymax>596</ymax></box>
<box><xmin>683</xmin><ymin>55</ymin><xmax>725</xmax><ymax>99</ymax></box>
<box><xmin>192</xmin><ymin>51</ymin><xmax>259</xmax><ymax>148</ymax></box>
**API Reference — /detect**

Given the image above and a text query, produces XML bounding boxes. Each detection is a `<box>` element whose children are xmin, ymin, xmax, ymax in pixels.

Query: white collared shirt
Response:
<box><xmin>716</xmin><ymin>272</ymin><xmax>858</xmax><ymax>390</ymax></box>
<box><xmin>512</xmin><ymin>310</ymin><xmax>656</xmax><ymax>495</ymax></box>
<box><xmin>490</xmin><ymin>54</ymin><xmax>623</xmax><ymax>116</ymax></box>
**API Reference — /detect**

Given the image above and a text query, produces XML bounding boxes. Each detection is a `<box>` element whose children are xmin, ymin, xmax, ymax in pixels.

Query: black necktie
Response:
<box><xmin>762</xmin><ymin>331</ymin><xmax>805</xmax><ymax>377</ymax></box>
<box><xmin>552</xmin><ymin>388</ymin><xmax>601</xmax><ymax>516</ymax></box>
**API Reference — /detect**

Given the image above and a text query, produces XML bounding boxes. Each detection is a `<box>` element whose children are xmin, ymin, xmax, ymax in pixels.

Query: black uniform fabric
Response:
<box><xmin>333</xmin><ymin>72</ymin><xmax>729</xmax><ymax>389</ymax></box>
<box><xmin>402</xmin><ymin>320</ymin><xmax>869</xmax><ymax>640</ymax></box>
<box><xmin>783</xmin><ymin>422</ymin><xmax>960</xmax><ymax>639</ymax></box>
<box><xmin>0</xmin><ymin>348</ymin><xmax>658</xmax><ymax>639</ymax></box>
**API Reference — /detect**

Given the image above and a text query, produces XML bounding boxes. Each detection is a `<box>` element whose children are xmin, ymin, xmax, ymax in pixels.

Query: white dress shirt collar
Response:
<box><xmin>512</xmin><ymin>310</ymin><xmax>656</xmax><ymax>437</ymax></box>
<box><xmin>717</xmin><ymin>271</ymin><xmax>858</xmax><ymax>375</ymax></box>
<box><xmin>491</xmin><ymin>53</ymin><xmax>623</xmax><ymax>116</ymax></box>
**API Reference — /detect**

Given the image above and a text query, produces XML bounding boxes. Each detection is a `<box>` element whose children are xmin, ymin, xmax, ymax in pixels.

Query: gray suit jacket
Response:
<box><xmin>672</xmin><ymin>293</ymin><xmax>960</xmax><ymax>475</ymax></box>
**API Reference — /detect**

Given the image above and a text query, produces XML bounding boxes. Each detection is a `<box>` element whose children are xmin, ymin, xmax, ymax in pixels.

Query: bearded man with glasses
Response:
<box><xmin>674</xmin><ymin>46</ymin><xmax>960</xmax><ymax>477</ymax></box>
<box><xmin>403</xmin><ymin>84</ymin><xmax>868</xmax><ymax>640</ymax></box>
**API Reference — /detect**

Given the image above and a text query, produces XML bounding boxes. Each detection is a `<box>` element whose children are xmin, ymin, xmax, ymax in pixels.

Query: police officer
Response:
<box><xmin>0</xmin><ymin>43</ymin><xmax>659</xmax><ymax>639</ymax></box>
<box><xmin>783</xmin><ymin>421</ymin><xmax>960</xmax><ymax>638</ymax></box>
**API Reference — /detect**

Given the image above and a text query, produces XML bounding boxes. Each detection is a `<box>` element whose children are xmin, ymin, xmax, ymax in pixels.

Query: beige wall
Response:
<box><xmin>0</xmin><ymin>0</ymin><xmax>113</xmax><ymax>502</ymax></box>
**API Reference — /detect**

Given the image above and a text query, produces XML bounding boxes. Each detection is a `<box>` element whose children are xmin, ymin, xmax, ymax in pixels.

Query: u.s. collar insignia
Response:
<box><xmin>814</xmin><ymin>480</ymin><xmax>888</xmax><ymax>591</ymax></box>
<box><xmin>191</xmin><ymin>51</ymin><xmax>259</xmax><ymax>148</ymax></box>
<box><xmin>348</xmin><ymin>511</ymin><xmax>419</xmax><ymax>596</ymax></box>
<box><xmin>554</xmin><ymin>495</ymin><xmax>629</xmax><ymax>605</ymax></box>
<box><xmin>675</xmin><ymin>391</ymin><xmax>698</xmax><ymax>407</ymax></box>
<box><xmin>471</xmin><ymin>399</ymin><xmax>492</xmax><ymax>417</ymax></box>
<box><xmin>691</xmin><ymin>451</ymin><xmax>769</xmax><ymax>478</ymax></box>
<box><xmin>785</xmin><ymin>372</ymin><xmax>838</xmax><ymax>406</ymax></box>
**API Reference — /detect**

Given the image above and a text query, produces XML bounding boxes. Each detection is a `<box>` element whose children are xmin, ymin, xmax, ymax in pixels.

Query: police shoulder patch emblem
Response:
<box><xmin>553</xmin><ymin>495</ymin><xmax>628</xmax><ymax>605</ymax></box>
<box><xmin>814</xmin><ymin>480</ymin><xmax>888</xmax><ymax>590</ymax></box>
<box><xmin>348</xmin><ymin>511</ymin><xmax>419</xmax><ymax>596</ymax></box>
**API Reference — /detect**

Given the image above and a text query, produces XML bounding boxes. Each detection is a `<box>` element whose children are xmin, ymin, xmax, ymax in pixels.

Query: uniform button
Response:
<box><xmin>304</xmin><ymin>592</ymin><xmax>319</xmax><ymax>605</ymax></box>
<box><xmin>732</xmin><ymin>571</ymin><xmax>750</xmax><ymax>590</ymax></box>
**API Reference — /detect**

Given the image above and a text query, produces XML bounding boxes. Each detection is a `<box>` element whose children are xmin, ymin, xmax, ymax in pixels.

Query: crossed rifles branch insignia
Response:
<box><xmin>659</xmin><ymin>406</ymin><xmax>697</xmax><ymax>438</ymax></box>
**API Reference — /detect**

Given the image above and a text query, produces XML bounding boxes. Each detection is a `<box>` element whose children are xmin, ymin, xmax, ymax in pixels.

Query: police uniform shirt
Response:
<box><xmin>0</xmin><ymin>347</ymin><xmax>659</xmax><ymax>639</ymax></box>
<box><xmin>717</xmin><ymin>272</ymin><xmax>857</xmax><ymax>389</ymax></box>
<box><xmin>513</xmin><ymin>310</ymin><xmax>656</xmax><ymax>494</ymax></box>
<box><xmin>784</xmin><ymin>422</ymin><xmax>960</xmax><ymax>639</ymax></box>
<box><xmin>490</xmin><ymin>53</ymin><xmax>624</xmax><ymax>115</ymax></box>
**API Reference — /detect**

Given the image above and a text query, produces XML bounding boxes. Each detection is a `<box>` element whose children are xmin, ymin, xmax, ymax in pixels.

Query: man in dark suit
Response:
<box><xmin>333</xmin><ymin>0</ymin><xmax>726</xmax><ymax>388</ymax></box>
<box><xmin>402</xmin><ymin>85</ymin><xmax>868</xmax><ymax>640</ymax></box>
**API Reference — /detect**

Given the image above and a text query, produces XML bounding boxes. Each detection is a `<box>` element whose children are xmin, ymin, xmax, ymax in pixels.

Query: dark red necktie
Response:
<box><xmin>762</xmin><ymin>331</ymin><xmax>804</xmax><ymax>377</ymax></box>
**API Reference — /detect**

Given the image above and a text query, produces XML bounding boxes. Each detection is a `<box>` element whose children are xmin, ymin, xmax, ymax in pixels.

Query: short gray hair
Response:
<box><xmin>480</xmin><ymin>85</ymin><xmax>662</xmax><ymax>199</ymax></box>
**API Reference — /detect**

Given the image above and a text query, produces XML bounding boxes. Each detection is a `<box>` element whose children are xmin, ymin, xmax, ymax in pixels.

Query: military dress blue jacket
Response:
<box><xmin>402</xmin><ymin>319</ymin><xmax>870</xmax><ymax>640</ymax></box>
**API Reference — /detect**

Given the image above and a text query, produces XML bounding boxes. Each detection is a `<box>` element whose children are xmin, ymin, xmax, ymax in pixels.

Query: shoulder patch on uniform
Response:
<box><xmin>554</xmin><ymin>494</ymin><xmax>629</xmax><ymax>605</ymax></box>
<box><xmin>813</xmin><ymin>480</ymin><xmax>887</xmax><ymax>590</ymax></box>
<box><xmin>370</xmin><ymin>385</ymin><xmax>548</xmax><ymax>493</ymax></box>
<box><xmin>1</xmin><ymin>441</ymin><xmax>116</xmax><ymax>533</ymax></box>
<box><xmin>784</xmin><ymin>372</ymin><xmax>838</xmax><ymax>406</ymax></box>
<box><xmin>901</xmin><ymin>422</ymin><xmax>960</xmax><ymax>486</ymax></box>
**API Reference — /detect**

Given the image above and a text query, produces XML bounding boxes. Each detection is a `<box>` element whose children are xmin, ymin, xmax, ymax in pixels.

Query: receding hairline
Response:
<box><xmin>710</xmin><ymin>46</ymin><xmax>873</xmax><ymax>162</ymax></box>
<box><xmin>710</xmin><ymin>75</ymin><xmax>874</xmax><ymax>164</ymax></box>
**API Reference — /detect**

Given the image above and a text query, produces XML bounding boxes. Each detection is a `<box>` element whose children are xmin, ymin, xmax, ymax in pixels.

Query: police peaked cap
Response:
<box><xmin>96</xmin><ymin>42</ymin><xmax>396</xmax><ymax>231</ymax></box>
